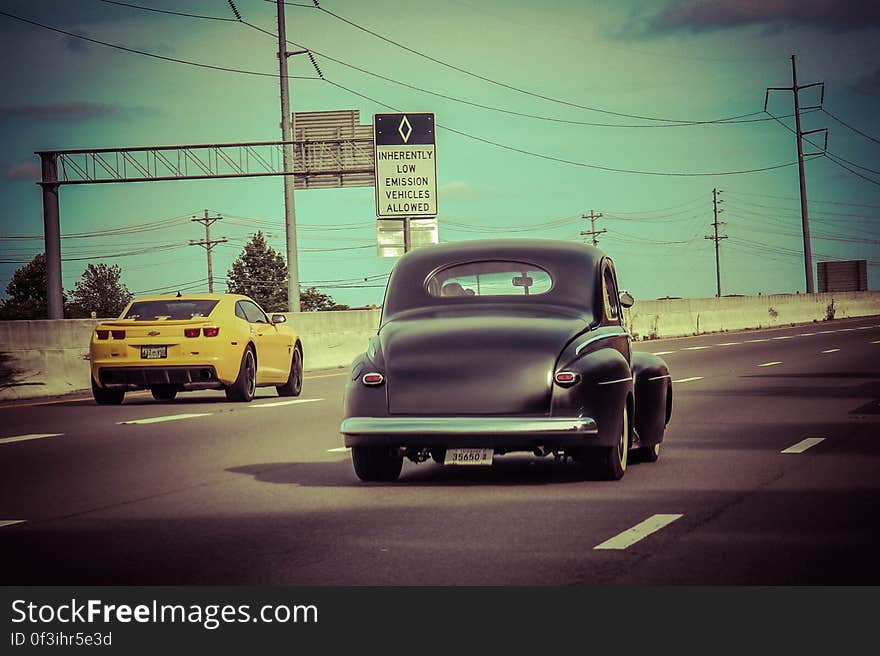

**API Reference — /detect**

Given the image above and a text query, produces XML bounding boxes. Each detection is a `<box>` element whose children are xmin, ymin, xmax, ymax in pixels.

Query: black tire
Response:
<box><xmin>150</xmin><ymin>385</ymin><xmax>178</xmax><ymax>401</ymax></box>
<box><xmin>635</xmin><ymin>442</ymin><xmax>661</xmax><ymax>463</ymax></box>
<box><xmin>92</xmin><ymin>377</ymin><xmax>125</xmax><ymax>405</ymax></box>
<box><xmin>596</xmin><ymin>402</ymin><xmax>629</xmax><ymax>481</ymax></box>
<box><xmin>276</xmin><ymin>345</ymin><xmax>303</xmax><ymax>397</ymax></box>
<box><xmin>351</xmin><ymin>446</ymin><xmax>403</xmax><ymax>482</ymax></box>
<box><xmin>225</xmin><ymin>347</ymin><xmax>256</xmax><ymax>402</ymax></box>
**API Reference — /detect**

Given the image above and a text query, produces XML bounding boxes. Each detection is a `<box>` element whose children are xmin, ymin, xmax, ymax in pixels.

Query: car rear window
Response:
<box><xmin>426</xmin><ymin>261</ymin><xmax>553</xmax><ymax>298</ymax></box>
<box><xmin>124</xmin><ymin>300</ymin><xmax>219</xmax><ymax>321</ymax></box>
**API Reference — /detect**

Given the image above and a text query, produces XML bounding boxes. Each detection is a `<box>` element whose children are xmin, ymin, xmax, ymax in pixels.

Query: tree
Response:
<box><xmin>67</xmin><ymin>263</ymin><xmax>132</xmax><ymax>318</ymax></box>
<box><xmin>226</xmin><ymin>231</ymin><xmax>289</xmax><ymax>312</ymax></box>
<box><xmin>0</xmin><ymin>253</ymin><xmax>59</xmax><ymax>320</ymax></box>
<box><xmin>301</xmin><ymin>287</ymin><xmax>350</xmax><ymax>312</ymax></box>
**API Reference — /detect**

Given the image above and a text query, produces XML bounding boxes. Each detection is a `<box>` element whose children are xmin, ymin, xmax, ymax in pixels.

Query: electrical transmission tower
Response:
<box><xmin>765</xmin><ymin>54</ymin><xmax>827</xmax><ymax>294</ymax></box>
<box><xmin>705</xmin><ymin>188</ymin><xmax>727</xmax><ymax>298</ymax></box>
<box><xmin>580</xmin><ymin>210</ymin><xmax>605</xmax><ymax>246</ymax></box>
<box><xmin>189</xmin><ymin>210</ymin><xmax>228</xmax><ymax>293</ymax></box>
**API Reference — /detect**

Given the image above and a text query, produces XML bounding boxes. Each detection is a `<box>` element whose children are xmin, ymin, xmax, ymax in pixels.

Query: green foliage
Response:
<box><xmin>226</xmin><ymin>231</ymin><xmax>289</xmax><ymax>312</ymax></box>
<box><xmin>0</xmin><ymin>253</ymin><xmax>59</xmax><ymax>320</ymax></box>
<box><xmin>300</xmin><ymin>287</ymin><xmax>350</xmax><ymax>312</ymax></box>
<box><xmin>67</xmin><ymin>263</ymin><xmax>133</xmax><ymax>318</ymax></box>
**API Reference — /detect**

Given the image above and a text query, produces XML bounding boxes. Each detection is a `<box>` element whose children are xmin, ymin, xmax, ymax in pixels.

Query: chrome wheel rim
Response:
<box><xmin>292</xmin><ymin>349</ymin><xmax>302</xmax><ymax>394</ymax></box>
<box><xmin>245</xmin><ymin>351</ymin><xmax>256</xmax><ymax>397</ymax></box>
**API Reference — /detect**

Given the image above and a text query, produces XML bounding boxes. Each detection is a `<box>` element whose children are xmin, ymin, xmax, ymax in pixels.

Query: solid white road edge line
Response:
<box><xmin>782</xmin><ymin>438</ymin><xmax>826</xmax><ymax>454</ymax></box>
<box><xmin>252</xmin><ymin>398</ymin><xmax>325</xmax><ymax>408</ymax></box>
<box><xmin>758</xmin><ymin>361</ymin><xmax>782</xmax><ymax>367</ymax></box>
<box><xmin>0</xmin><ymin>520</ymin><xmax>26</xmax><ymax>529</ymax></box>
<box><xmin>117</xmin><ymin>413</ymin><xmax>212</xmax><ymax>425</ymax></box>
<box><xmin>673</xmin><ymin>376</ymin><xmax>703</xmax><ymax>383</ymax></box>
<box><xmin>0</xmin><ymin>433</ymin><xmax>63</xmax><ymax>446</ymax></box>
<box><xmin>820</xmin><ymin>348</ymin><xmax>840</xmax><ymax>354</ymax></box>
<box><xmin>594</xmin><ymin>514</ymin><xmax>684</xmax><ymax>550</ymax></box>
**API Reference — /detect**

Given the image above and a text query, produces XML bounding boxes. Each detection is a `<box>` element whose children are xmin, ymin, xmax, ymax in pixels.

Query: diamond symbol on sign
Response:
<box><xmin>398</xmin><ymin>116</ymin><xmax>412</xmax><ymax>143</ymax></box>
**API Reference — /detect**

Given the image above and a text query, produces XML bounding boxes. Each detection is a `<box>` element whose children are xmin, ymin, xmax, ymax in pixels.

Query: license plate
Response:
<box><xmin>444</xmin><ymin>448</ymin><xmax>494</xmax><ymax>466</ymax></box>
<box><xmin>141</xmin><ymin>346</ymin><xmax>167</xmax><ymax>359</ymax></box>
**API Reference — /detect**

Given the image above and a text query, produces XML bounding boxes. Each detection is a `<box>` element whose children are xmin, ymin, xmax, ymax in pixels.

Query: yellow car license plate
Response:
<box><xmin>141</xmin><ymin>346</ymin><xmax>167</xmax><ymax>359</ymax></box>
<box><xmin>444</xmin><ymin>448</ymin><xmax>493</xmax><ymax>466</ymax></box>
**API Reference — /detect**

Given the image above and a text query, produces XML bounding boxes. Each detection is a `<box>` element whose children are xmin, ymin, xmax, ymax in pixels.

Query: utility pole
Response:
<box><xmin>580</xmin><ymin>210</ymin><xmax>605</xmax><ymax>246</ymax></box>
<box><xmin>277</xmin><ymin>0</ymin><xmax>307</xmax><ymax>312</ymax></box>
<box><xmin>765</xmin><ymin>55</ymin><xmax>827</xmax><ymax>294</ymax></box>
<box><xmin>189</xmin><ymin>210</ymin><xmax>227</xmax><ymax>293</ymax></box>
<box><xmin>704</xmin><ymin>189</ymin><xmax>727</xmax><ymax>298</ymax></box>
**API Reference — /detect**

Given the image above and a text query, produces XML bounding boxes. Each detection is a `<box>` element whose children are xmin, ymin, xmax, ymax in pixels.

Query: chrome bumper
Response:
<box><xmin>341</xmin><ymin>416</ymin><xmax>597</xmax><ymax>435</ymax></box>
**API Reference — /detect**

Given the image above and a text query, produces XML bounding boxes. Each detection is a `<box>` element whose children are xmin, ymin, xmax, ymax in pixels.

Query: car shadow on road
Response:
<box><xmin>226</xmin><ymin>455</ymin><xmax>640</xmax><ymax>487</ymax></box>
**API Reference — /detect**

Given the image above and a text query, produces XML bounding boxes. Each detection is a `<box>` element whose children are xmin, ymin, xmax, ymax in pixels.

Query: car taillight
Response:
<box><xmin>362</xmin><ymin>372</ymin><xmax>384</xmax><ymax>386</ymax></box>
<box><xmin>554</xmin><ymin>371</ymin><xmax>579</xmax><ymax>386</ymax></box>
<box><xmin>203</xmin><ymin>327</ymin><xmax>220</xmax><ymax>337</ymax></box>
<box><xmin>111</xmin><ymin>330</ymin><xmax>126</xmax><ymax>340</ymax></box>
<box><xmin>96</xmin><ymin>330</ymin><xmax>109</xmax><ymax>340</ymax></box>
<box><xmin>184</xmin><ymin>328</ymin><xmax>200</xmax><ymax>338</ymax></box>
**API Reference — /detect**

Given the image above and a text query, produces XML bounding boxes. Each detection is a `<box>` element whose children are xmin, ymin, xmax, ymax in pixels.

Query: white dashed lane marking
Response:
<box><xmin>683</xmin><ymin>346</ymin><xmax>710</xmax><ymax>351</ymax></box>
<box><xmin>797</xmin><ymin>333</ymin><xmax>816</xmax><ymax>337</ymax></box>
<box><xmin>0</xmin><ymin>520</ymin><xmax>26</xmax><ymax>529</ymax></box>
<box><xmin>327</xmin><ymin>447</ymin><xmax>350</xmax><ymax>453</ymax></box>
<box><xmin>118</xmin><ymin>413</ymin><xmax>211</xmax><ymax>425</ymax></box>
<box><xmin>673</xmin><ymin>376</ymin><xmax>703</xmax><ymax>383</ymax></box>
<box><xmin>651</xmin><ymin>351</ymin><xmax>676</xmax><ymax>356</ymax></box>
<box><xmin>746</xmin><ymin>338</ymin><xmax>771</xmax><ymax>343</ymax></box>
<box><xmin>0</xmin><ymin>433</ymin><xmax>62</xmax><ymax>446</ymax></box>
<box><xmin>716</xmin><ymin>342</ymin><xmax>741</xmax><ymax>346</ymax></box>
<box><xmin>782</xmin><ymin>438</ymin><xmax>826</xmax><ymax>454</ymax></box>
<box><xmin>872</xmin><ymin>340</ymin><xmax>880</xmax><ymax>345</ymax></box>
<box><xmin>820</xmin><ymin>348</ymin><xmax>840</xmax><ymax>354</ymax></box>
<box><xmin>594</xmin><ymin>514</ymin><xmax>684</xmax><ymax>550</ymax></box>
<box><xmin>252</xmin><ymin>398</ymin><xmax>324</xmax><ymax>408</ymax></box>
<box><xmin>772</xmin><ymin>335</ymin><xmax>796</xmax><ymax>340</ymax></box>
<box><xmin>758</xmin><ymin>361</ymin><xmax>782</xmax><ymax>367</ymax></box>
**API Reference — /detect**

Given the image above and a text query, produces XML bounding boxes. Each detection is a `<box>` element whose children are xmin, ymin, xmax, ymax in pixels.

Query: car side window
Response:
<box><xmin>235</xmin><ymin>302</ymin><xmax>248</xmax><ymax>321</ymax></box>
<box><xmin>242</xmin><ymin>301</ymin><xmax>269</xmax><ymax>324</ymax></box>
<box><xmin>602</xmin><ymin>265</ymin><xmax>620</xmax><ymax>323</ymax></box>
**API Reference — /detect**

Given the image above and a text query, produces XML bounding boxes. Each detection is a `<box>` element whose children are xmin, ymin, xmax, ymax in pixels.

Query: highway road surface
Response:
<box><xmin>1</xmin><ymin>316</ymin><xmax>879</xmax><ymax>585</ymax></box>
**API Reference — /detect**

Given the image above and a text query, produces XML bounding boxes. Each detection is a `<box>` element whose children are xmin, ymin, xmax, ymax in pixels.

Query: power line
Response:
<box><xmin>328</xmin><ymin>78</ymin><xmax>811</xmax><ymax>177</ymax></box>
<box><xmin>822</xmin><ymin>108</ymin><xmax>880</xmax><ymax>145</ymax></box>
<box><xmin>97</xmin><ymin>0</ymin><xmax>237</xmax><ymax>21</ymax></box>
<box><xmin>308</xmin><ymin>1</ymin><xmax>766</xmax><ymax>126</ymax></box>
<box><xmin>0</xmin><ymin>9</ymin><xmax>319</xmax><ymax>80</ymax></box>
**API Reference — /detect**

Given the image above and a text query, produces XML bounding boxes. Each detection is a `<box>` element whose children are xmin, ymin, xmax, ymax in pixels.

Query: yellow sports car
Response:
<box><xmin>89</xmin><ymin>293</ymin><xmax>302</xmax><ymax>404</ymax></box>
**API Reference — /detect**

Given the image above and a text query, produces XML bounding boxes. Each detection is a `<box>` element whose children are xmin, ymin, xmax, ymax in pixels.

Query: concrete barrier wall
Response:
<box><xmin>2</xmin><ymin>293</ymin><xmax>879</xmax><ymax>401</ymax></box>
<box><xmin>622</xmin><ymin>291</ymin><xmax>880</xmax><ymax>340</ymax></box>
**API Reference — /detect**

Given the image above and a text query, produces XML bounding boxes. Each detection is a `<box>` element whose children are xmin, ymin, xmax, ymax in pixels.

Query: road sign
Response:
<box><xmin>377</xmin><ymin>217</ymin><xmax>439</xmax><ymax>257</ymax></box>
<box><xmin>374</xmin><ymin>113</ymin><xmax>437</xmax><ymax>218</ymax></box>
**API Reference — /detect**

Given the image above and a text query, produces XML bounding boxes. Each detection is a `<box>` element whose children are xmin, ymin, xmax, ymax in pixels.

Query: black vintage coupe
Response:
<box><xmin>341</xmin><ymin>239</ymin><xmax>672</xmax><ymax>481</ymax></box>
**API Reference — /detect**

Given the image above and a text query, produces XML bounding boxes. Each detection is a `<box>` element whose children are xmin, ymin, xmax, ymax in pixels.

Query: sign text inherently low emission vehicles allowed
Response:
<box><xmin>374</xmin><ymin>113</ymin><xmax>437</xmax><ymax>218</ymax></box>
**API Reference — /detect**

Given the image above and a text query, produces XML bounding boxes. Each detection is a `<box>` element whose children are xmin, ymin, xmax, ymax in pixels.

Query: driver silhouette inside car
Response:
<box><xmin>441</xmin><ymin>282</ymin><xmax>476</xmax><ymax>297</ymax></box>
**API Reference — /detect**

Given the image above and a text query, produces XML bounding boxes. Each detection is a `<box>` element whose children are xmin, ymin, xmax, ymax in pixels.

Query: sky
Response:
<box><xmin>0</xmin><ymin>0</ymin><xmax>879</xmax><ymax>311</ymax></box>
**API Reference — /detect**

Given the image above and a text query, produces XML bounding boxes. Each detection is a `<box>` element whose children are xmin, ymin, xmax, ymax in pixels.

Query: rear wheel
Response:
<box><xmin>352</xmin><ymin>446</ymin><xmax>403</xmax><ymax>481</ymax></box>
<box><xmin>225</xmin><ymin>347</ymin><xmax>256</xmax><ymax>402</ymax></box>
<box><xmin>92</xmin><ymin>378</ymin><xmax>124</xmax><ymax>405</ymax></box>
<box><xmin>596</xmin><ymin>402</ymin><xmax>629</xmax><ymax>480</ymax></box>
<box><xmin>150</xmin><ymin>385</ymin><xmax>178</xmax><ymax>401</ymax></box>
<box><xmin>635</xmin><ymin>442</ymin><xmax>661</xmax><ymax>463</ymax></box>
<box><xmin>276</xmin><ymin>345</ymin><xmax>303</xmax><ymax>397</ymax></box>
